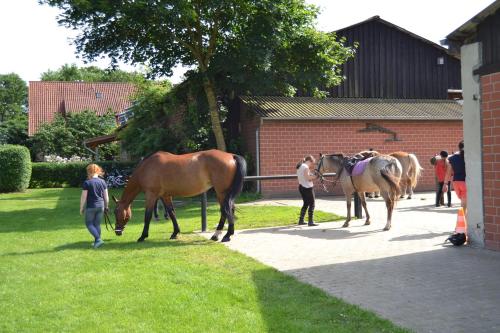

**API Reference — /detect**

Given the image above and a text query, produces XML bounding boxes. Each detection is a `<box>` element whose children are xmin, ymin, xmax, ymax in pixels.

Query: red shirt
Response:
<box><xmin>434</xmin><ymin>159</ymin><xmax>447</xmax><ymax>182</ymax></box>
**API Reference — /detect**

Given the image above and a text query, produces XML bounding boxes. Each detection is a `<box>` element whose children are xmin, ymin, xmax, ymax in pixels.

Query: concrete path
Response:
<box><xmin>202</xmin><ymin>192</ymin><xmax>500</xmax><ymax>333</ymax></box>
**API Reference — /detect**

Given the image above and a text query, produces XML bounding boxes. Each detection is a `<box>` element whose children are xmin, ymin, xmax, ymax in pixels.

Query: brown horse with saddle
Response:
<box><xmin>112</xmin><ymin>149</ymin><xmax>246</xmax><ymax>242</ymax></box>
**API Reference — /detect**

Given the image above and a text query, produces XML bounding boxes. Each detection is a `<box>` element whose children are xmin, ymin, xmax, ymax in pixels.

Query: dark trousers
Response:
<box><xmin>436</xmin><ymin>181</ymin><xmax>451</xmax><ymax>206</ymax></box>
<box><xmin>299</xmin><ymin>185</ymin><xmax>315</xmax><ymax>222</ymax></box>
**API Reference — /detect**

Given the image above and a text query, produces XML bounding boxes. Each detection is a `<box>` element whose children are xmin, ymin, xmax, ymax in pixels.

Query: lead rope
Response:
<box><xmin>103</xmin><ymin>210</ymin><xmax>113</xmax><ymax>232</ymax></box>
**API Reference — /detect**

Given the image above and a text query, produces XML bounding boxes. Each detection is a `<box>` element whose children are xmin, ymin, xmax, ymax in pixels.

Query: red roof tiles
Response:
<box><xmin>28</xmin><ymin>81</ymin><xmax>137</xmax><ymax>135</ymax></box>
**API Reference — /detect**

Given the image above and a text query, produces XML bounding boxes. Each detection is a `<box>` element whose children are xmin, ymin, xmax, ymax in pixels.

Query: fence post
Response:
<box><xmin>201</xmin><ymin>192</ymin><xmax>207</xmax><ymax>232</ymax></box>
<box><xmin>354</xmin><ymin>192</ymin><xmax>362</xmax><ymax>219</ymax></box>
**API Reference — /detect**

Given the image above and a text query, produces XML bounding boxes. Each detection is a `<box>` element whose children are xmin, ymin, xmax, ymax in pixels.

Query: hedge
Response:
<box><xmin>29</xmin><ymin>161</ymin><xmax>137</xmax><ymax>188</ymax></box>
<box><xmin>0</xmin><ymin>145</ymin><xmax>32</xmax><ymax>192</ymax></box>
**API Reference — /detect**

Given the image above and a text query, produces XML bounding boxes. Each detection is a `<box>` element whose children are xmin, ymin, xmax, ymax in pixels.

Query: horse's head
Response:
<box><xmin>112</xmin><ymin>195</ymin><xmax>131</xmax><ymax>236</ymax></box>
<box><xmin>318</xmin><ymin>153</ymin><xmax>344</xmax><ymax>173</ymax></box>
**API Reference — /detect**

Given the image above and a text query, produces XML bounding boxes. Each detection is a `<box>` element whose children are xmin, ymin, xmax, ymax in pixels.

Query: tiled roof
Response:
<box><xmin>28</xmin><ymin>81</ymin><xmax>137</xmax><ymax>135</ymax></box>
<box><xmin>240</xmin><ymin>96</ymin><xmax>463</xmax><ymax>120</ymax></box>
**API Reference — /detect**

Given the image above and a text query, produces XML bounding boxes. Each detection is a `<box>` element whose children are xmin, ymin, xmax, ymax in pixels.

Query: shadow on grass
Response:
<box><xmin>2</xmin><ymin>237</ymin><xmax>215</xmax><ymax>257</ymax></box>
<box><xmin>251</xmin><ymin>267</ymin><xmax>409</xmax><ymax>332</ymax></box>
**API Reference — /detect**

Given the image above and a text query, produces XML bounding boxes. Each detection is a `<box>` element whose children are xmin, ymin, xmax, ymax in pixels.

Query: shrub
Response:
<box><xmin>29</xmin><ymin>161</ymin><xmax>137</xmax><ymax>188</ymax></box>
<box><xmin>0</xmin><ymin>144</ymin><xmax>32</xmax><ymax>192</ymax></box>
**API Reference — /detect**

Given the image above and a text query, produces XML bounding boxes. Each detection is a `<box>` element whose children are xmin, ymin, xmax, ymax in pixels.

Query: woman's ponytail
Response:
<box><xmin>296</xmin><ymin>158</ymin><xmax>305</xmax><ymax>169</ymax></box>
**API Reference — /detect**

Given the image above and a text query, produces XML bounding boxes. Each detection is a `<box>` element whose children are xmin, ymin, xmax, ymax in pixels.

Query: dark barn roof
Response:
<box><xmin>241</xmin><ymin>96</ymin><xmax>463</xmax><ymax>121</ymax></box>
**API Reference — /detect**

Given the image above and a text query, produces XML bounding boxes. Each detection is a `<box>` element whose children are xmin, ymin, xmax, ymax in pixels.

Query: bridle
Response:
<box><xmin>316</xmin><ymin>154</ymin><xmax>344</xmax><ymax>192</ymax></box>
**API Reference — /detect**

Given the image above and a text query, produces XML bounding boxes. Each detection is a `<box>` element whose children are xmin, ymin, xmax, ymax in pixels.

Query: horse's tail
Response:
<box><xmin>408</xmin><ymin>153</ymin><xmax>423</xmax><ymax>188</ymax></box>
<box><xmin>380</xmin><ymin>160</ymin><xmax>401</xmax><ymax>204</ymax></box>
<box><xmin>223</xmin><ymin>155</ymin><xmax>247</xmax><ymax>217</ymax></box>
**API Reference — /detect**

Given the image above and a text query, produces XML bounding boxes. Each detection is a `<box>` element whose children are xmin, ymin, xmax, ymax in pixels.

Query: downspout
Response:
<box><xmin>255</xmin><ymin>127</ymin><xmax>260</xmax><ymax>193</ymax></box>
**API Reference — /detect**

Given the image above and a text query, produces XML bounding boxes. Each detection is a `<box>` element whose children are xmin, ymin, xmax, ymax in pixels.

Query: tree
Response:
<box><xmin>0</xmin><ymin>114</ymin><xmax>29</xmax><ymax>146</ymax></box>
<box><xmin>0</xmin><ymin>73</ymin><xmax>27</xmax><ymax>123</ymax></box>
<box><xmin>30</xmin><ymin>110</ymin><xmax>118</xmax><ymax>159</ymax></box>
<box><xmin>41</xmin><ymin>0</ymin><xmax>354</xmax><ymax>151</ymax></box>
<box><xmin>41</xmin><ymin>63</ymin><xmax>146</xmax><ymax>83</ymax></box>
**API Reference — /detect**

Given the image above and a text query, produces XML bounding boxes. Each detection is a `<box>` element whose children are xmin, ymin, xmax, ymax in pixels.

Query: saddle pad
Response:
<box><xmin>351</xmin><ymin>157</ymin><xmax>373</xmax><ymax>176</ymax></box>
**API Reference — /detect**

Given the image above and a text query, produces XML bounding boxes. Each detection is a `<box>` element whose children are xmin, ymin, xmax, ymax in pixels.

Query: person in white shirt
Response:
<box><xmin>296</xmin><ymin>155</ymin><xmax>319</xmax><ymax>226</ymax></box>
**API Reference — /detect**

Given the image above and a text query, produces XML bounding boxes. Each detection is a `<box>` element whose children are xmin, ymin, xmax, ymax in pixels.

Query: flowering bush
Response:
<box><xmin>43</xmin><ymin>155</ymin><xmax>90</xmax><ymax>163</ymax></box>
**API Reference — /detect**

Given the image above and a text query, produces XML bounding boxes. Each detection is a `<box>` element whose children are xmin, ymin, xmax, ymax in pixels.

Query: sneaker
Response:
<box><xmin>93</xmin><ymin>239</ymin><xmax>104</xmax><ymax>248</ymax></box>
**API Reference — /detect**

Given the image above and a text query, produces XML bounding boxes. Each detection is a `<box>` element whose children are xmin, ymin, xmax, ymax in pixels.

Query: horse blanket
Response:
<box><xmin>350</xmin><ymin>157</ymin><xmax>373</xmax><ymax>176</ymax></box>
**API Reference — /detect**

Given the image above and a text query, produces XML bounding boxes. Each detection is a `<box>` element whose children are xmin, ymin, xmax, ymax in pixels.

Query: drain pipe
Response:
<box><xmin>255</xmin><ymin>127</ymin><xmax>260</xmax><ymax>193</ymax></box>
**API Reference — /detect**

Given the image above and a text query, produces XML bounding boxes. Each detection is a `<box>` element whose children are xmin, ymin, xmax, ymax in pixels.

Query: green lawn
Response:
<box><xmin>0</xmin><ymin>188</ymin><xmax>408</xmax><ymax>332</ymax></box>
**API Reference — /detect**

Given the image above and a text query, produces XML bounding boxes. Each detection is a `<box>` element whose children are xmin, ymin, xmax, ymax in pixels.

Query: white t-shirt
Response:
<box><xmin>297</xmin><ymin>163</ymin><xmax>314</xmax><ymax>188</ymax></box>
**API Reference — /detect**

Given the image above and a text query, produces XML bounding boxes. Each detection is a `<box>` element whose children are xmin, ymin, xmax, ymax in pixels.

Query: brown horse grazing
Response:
<box><xmin>389</xmin><ymin>152</ymin><xmax>423</xmax><ymax>199</ymax></box>
<box><xmin>112</xmin><ymin>150</ymin><xmax>246</xmax><ymax>242</ymax></box>
<box><xmin>318</xmin><ymin>153</ymin><xmax>402</xmax><ymax>230</ymax></box>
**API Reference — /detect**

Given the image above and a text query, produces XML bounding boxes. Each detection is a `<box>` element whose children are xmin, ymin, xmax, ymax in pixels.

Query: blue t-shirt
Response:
<box><xmin>82</xmin><ymin>177</ymin><xmax>107</xmax><ymax>208</ymax></box>
<box><xmin>448</xmin><ymin>153</ymin><xmax>466</xmax><ymax>181</ymax></box>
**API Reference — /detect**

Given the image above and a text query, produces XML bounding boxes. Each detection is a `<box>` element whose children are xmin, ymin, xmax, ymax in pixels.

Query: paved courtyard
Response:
<box><xmin>203</xmin><ymin>192</ymin><xmax>500</xmax><ymax>333</ymax></box>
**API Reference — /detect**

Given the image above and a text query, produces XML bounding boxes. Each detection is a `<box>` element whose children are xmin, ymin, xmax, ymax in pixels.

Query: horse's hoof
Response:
<box><xmin>342</xmin><ymin>222</ymin><xmax>349</xmax><ymax>228</ymax></box>
<box><xmin>137</xmin><ymin>237</ymin><xmax>146</xmax><ymax>242</ymax></box>
<box><xmin>407</xmin><ymin>196</ymin><xmax>412</xmax><ymax>200</ymax></box>
<box><xmin>221</xmin><ymin>236</ymin><xmax>231</xmax><ymax>242</ymax></box>
<box><xmin>364</xmin><ymin>221</ymin><xmax>371</xmax><ymax>225</ymax></box>
<box><xmin>399</xmin><ymin>195</ymin><xmax>405</xmax><ymax>198</ymax></box>
<box><xmin>210</xmin><ymin>235</ymin><xmax>219</xmax><ymax>241</ymax></box>
<box><xmin>169</xmin><ymin>234</ymin><xmax>178</xmax><ymax>240</ymax></box>
<box><xmin>383</xmin><ymin>226</ymin><xmax>390</xmax><ymax>231</ymax></box>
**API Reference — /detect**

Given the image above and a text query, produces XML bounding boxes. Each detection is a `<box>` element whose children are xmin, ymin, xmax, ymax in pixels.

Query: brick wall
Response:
<box><xmin>250</xmin><ymin>119</ymin><xmax>463</xmax><ymax>196</ymax></box>
<box><xmin>481</xmin><ymin>72</ymin><xmax>500</xmax><ymax>251</ymax></box>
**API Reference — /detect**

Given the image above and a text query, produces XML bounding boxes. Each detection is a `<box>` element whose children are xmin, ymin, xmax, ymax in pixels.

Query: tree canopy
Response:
<box><xmin>30</xmin><ymin>110</ymin><xmax>118</xmax><ymax>160</ymax></box>
<box><xmin>0</xmin><ymin>73</ymin><xmax>27</xmax><ymax>123</ymax></box>
<box><xmin>41</xmin><ymin>63</ymin><xmax>146</xmax><ymax>83</ymax></box>
<box><xmin>42</xmin><ymin>0</ymin><xmax>355</xmax><ymax>151</ymax></box>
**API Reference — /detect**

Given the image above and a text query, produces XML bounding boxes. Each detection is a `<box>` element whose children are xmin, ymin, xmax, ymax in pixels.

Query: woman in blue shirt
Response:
<box><xmin>80</xmin><ymin>164</ymin><xmax>109</xmax><ymax>248</ymax></box>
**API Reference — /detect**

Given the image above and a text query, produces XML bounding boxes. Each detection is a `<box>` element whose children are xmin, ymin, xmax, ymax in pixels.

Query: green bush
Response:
<box><xmin>0</xmin><ymin>145</ymin><xmax>32</xmax><ymax>192</ymax></box>
<box><xmin>29</xmin><ymin>161</ymin><xmax>137</xmax><ymax>188</ymax></box>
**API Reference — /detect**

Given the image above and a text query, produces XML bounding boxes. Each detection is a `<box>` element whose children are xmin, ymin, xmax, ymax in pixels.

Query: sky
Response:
<box><xmin>0</xmin><ymin>0</ymin><xmax>494</xmax><ymax>84</ymax></box>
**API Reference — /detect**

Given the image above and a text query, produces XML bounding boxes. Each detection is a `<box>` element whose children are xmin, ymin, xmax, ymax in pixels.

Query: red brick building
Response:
<box><xmin>240</xmin><ymin>96</ymin><xmax>463</xmax><ymax>196</ymax></box>
<box><xmin>445</xmin><ymin>0</ymin><xmax>500</xmax><ymax>250</ymax></box>
<box><xmin>28</xmin><ymin>81</ymin><xmax>136</xmax><ymax>135</ymax></box>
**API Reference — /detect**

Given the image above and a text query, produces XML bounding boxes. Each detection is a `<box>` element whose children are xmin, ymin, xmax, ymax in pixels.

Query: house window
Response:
<box><xmin>96</xmin><ymin>92</ymin><xmax>103</xmax><ymax>99</ymax></box>
<box><xmin>437</xmin><ymin>57</ymin><xmax>444</xmax><ymax>65</ymax></box>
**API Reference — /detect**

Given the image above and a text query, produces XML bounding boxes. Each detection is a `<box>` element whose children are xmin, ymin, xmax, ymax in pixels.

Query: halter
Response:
<box><xmin>316</xmin><ymin>154</ymin><xmax>343</xmax><ymax>192</ymax></box>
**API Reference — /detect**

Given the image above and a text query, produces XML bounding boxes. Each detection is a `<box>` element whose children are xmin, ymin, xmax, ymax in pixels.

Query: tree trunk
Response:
<box><xmin>202</xmin><ymin>75</ymin><xmax>226</xmax><ymax>151</ymax></box>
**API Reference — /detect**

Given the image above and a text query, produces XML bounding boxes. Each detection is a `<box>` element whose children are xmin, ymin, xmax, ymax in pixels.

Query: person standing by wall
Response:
<box><xmin>80</xmin><ymin>164</ymin><xmax>109</xmax><ymax>248</ymax></box>
<box><xmin>443</xmin><ymin>141</ymin><xmax>466</xmax><ymax>212</ymax></box>
<box><xmin>296</xmin><ymin>155</ymin><xmax>319</xmax><ymax>226</ymax></box>
<box><xmin>435</xmin><ymin>151</ymin><xmax>451</xmax><ymax>207</ymax></box>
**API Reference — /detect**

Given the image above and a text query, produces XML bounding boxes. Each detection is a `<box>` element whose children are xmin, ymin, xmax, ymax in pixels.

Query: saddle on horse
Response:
<box><xmin>343</xmin><ymin>151</ymin><xmax>377</xmax><ymax>175</ymax></box>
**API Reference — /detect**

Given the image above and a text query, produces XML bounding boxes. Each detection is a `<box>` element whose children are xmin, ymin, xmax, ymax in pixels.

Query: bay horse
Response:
<box><xmin>389</xmin><ymin>152</ymin><xmax>423</xmax><ymax>199</ymax></box>
<box><xmin>112</xmin><ymin>150</ymin><xmax>247</xmax><ymax>242</ymax></box>
<box><xmin>318</xmin><ymin>153</ymin><xmax>402</xmax><ymax>230</ymax></box>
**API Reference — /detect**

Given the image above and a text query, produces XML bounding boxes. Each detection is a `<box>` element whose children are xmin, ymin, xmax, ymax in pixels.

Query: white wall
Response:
<box><xmin>461</xmin><ymin>42</ymin><xmax>484</xmax><ymax>248</ymax></box>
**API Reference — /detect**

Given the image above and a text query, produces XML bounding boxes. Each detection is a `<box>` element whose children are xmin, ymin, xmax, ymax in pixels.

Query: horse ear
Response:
<box><xmin>112</xmin><ymin>195</ymin><xmax>119</xmax><ymax>204</ymax></box>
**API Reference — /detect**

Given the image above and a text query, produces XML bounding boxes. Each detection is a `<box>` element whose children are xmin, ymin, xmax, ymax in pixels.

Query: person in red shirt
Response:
<box><xmin>435</xmin><ymin>151</ymin><xmax>451</xmax><ymax>207</ymax></box>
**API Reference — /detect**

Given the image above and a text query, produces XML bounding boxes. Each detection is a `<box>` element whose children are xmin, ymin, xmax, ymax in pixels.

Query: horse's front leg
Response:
<box><xmin>343</xmin><ymin>193</ymin><xmax>352</xmax><ymax>228</ymax></box>
<box><xmin>359</xmin><ymin>193</ymin><xmax>371</xmax><ymax>225</ymax></box>
<box><xmin>138</xmin><ymin>195</ymin><xmax>156</xmax><ymax>242</ymax></box>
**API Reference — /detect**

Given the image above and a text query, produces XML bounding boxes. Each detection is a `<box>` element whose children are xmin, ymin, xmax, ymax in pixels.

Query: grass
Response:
<box><xmin>0</xmin><ymin>188</ymin><xmax>409</xmax><ymax>332</ymax></box>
